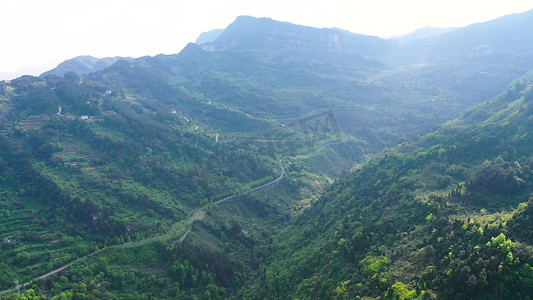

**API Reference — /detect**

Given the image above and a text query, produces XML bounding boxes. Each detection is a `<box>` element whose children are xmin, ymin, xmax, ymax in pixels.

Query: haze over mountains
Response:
<box><xmin>45</xmin><ymin>9</ymin><xmax>533</xmax><ymax>106</ymax></box>
<box><xmin>40</xmin><ymin>56</ymin><xmax>133</xmax><ymax>78</ymax></box>
<box><xmin>1</xmin><ymin>8</ymin><xmax>533</xmax><ymax>299</ymax></box>
<box><xmin>392</xmin><ymin>27</ymin><xmax>459</xmax><ymax>44</ymax></box>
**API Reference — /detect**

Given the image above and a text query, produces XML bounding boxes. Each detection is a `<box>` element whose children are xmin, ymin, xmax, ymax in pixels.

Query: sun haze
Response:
<box><xmin>1</xmin><ymin>0</ymin><xmax>532</xmax><ymax>77</ymax></box>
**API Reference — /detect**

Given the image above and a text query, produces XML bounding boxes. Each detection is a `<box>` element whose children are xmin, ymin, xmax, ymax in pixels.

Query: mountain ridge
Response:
<box><xmin>40</xmin><ymin>55</ymin><xmax>133</xmax><ymax>78</ymax></box>
<box><xmin>393</xmin><ymin>26</ymin><xmax>459</xmax><ymax>44</ymax></box>
<box><xmin>2</xmin><ymin>9</ymin><xmax>533</xmax><ymax>300</ymax></box>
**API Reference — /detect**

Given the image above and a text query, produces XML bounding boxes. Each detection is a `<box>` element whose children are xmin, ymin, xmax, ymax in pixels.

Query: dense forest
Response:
<box><xmin>1</xmin><ymin>10</ymin><xmax>533</xmax><ymax>300</ymax></box>
<box><xmin>240</xmin><ymin>81</ymin><xmax>533</xmax><ymax>299</ymax></box>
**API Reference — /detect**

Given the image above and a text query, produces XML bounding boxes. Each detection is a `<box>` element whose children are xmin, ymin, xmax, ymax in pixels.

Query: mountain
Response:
<box><xmin>394</xmin><ymin>26</ymin><xmax>459</xmax><ymax>44</ymax></box>
<box><xmin>38</xmin><ymin>11</ymin><xmax>533</xmax><ymax>157</ymax></box>
<box><xmin>2</xmin><ymin>10</ymin><xmax>533</xmax><ymax>299</ymax></box>
<box><xmin>209</xmin><ymin>16</ymin><xmax>397</xmax><ymax>58</ymax></box>
<box><xmin>40</xmin><ymin>55</ymin><xmax>132</xmax><ymax>77</ymax></box>
<box><xmin>0</xmin><ymin>68</ymin><xmax>283</xmax><ymax>293</ymax></box>
<box><xmin>0</xmin><ymin>55</ymin><xmax>334</xmax><ymax>299</ymax></box>
<box><xmin>241</xmin><ymin>80</ymin><xmax>533</xmax><ymax>299</ymax></box>
<box><xmin>155</xmin><ymin>17</ymin><xmax>452</xmax><ymax>156</ymax></box>
<box><xmin>178</xmin><ymin>11</ymin><xmax>533</xmax><ymax>152</ymax></box>
<box><xmin>195</xmin><ymin>28</ymin><xmax>225</xmax><ymax>45</ymax></box>
<box><xmin>399</xmin><ymin>8</ymin><xmax>533</xmax><ymax>61</ymax></box>
<box><xmin>386</xmin><ymin>8</ymin><xmax>533</xmax><ymax>105</ymax></box>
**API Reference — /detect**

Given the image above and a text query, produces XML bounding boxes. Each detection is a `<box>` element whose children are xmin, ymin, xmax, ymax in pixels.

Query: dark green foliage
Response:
<box><xmin>15</xmin><ymin>86</ymin><xmax>60</xmax><ymax>115</ymax></box>
<box><xmin>469</xmin><ymin>161</ymin><xmax>524</xmax><ymax>194</ymax></box>
<box><xmin>3</xmin><ymin>11</ymin><xmax>533</xmax><ymax>299</ymax></box>
<box><xmin>0</xmin><ymin>68</ymin><xmax>280</xmax><ymax>296</ymax></box>
<box><xmin>239</xmin><ymin>81</ymin><xmax>533</xmax><ymax>299</ymax></box>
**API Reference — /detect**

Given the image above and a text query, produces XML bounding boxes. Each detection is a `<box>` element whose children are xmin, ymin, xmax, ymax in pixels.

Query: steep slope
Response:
<box><xmin>241</xmin><ymin>81</ymin><xmax>533</xmax><ymax>299</ymax></box>
<box><xmin>3</xmin><ymin>10</ymin><xmax>533</xmax><ymax>299</ymax></box>
<box><xmin>0</xmin><ymin>68</ymin><xmax>282</xmax><ymax>293</ymax></box>
<box><xmin>0</xmin><ymin>56</ymin><xmax>338</xmax><ymax>299</ymax></box>
<box><xmin>209</xmin><ymin>16</ymin><xmax>397</xmax><ymax>58</ymax></box>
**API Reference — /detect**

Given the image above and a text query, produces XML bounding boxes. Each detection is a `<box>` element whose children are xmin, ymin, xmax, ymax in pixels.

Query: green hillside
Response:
<box><xmin>241</xmin><ymin>81</ymin><xmax>533</xmax><ymax>299</ymax></box>
<box><xmin>0</xmin><ymin>71</ymin><xmax>284</xmax><ymax>296</ymax></box>
<box><xmin>2</xmin><ymin>10</ymin><xmax>533</xmax><ymax>300</ymax></box>
<box><xmin>0</xmin><ymin>51</ymin><xmax>340</xmax><ymax>299</ymax></box>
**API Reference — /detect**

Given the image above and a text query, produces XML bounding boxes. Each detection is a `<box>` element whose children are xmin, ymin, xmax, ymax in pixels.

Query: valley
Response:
<box><xmin>1</xmin><ymin>8</ymin><xmax>533</xmax><ymax>300</ymax></box>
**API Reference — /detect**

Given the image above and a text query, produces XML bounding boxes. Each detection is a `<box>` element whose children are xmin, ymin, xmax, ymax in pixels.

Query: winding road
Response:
<box><xmin>174</xmin><ymin>159</ymin><xmax>285</xmax><ymax>244</ymax></box>
<box><xmin>0</xmin><ymin>159</ymin><xmax>285</xmax><ymax>295</ymax></box>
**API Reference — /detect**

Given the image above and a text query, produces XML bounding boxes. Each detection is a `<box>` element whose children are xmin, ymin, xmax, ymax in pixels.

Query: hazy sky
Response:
<box><xmin>1</xmin><ymin>0</ymin><xmax>532</xmax><ymax>78</ymax></box>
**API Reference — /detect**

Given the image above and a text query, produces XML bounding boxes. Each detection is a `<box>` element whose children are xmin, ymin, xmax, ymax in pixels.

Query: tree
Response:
<box><xmin>486</xmin><ymin>233</ymin><xmax>513</xmax><ymax>253</ymax></box>
<box><xmin>204</xmin><ymin>290</ymin><xmax>212</xmax><ymax>299</ymax></box>
<box><xmin>16</xmin><ymin>251</ymin><xmax>30</xmax><ymax>266</ymax></box>
<box><xmin>385</xmin><ymin>282</ymin><xmax>417</xmax><ymax>300</ymax></box>
<box><xmin>20</xmin><ymin>288</ymin><xmax>40</xmax><ymax>300</ymax></box>
<box><xmin>467</xmin><ymin>274</ymin><xmax>477</xmax><ymax>289</ymax></box>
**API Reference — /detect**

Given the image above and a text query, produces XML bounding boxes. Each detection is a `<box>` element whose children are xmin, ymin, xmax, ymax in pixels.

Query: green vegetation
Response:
<box><xmin>2</xmin><ymin>11</ymin><xmax>533</xmax><ymax>299</ymax></box>
<box><xmin>0</xmin><ymin>50</ymin><xmax>337</xmax><ymax>299</ymax></box>
<box><xmin>0</xmin><ymin>71</ymin><xmax>285</xmax><ymax>297</ymax></box>
<box><xmin>240</xmin><ymin>81</ymin><xmax>533</xmax><ymax>299</ymax></box>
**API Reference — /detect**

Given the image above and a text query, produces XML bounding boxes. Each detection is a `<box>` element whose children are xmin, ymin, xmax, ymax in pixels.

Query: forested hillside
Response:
<box><xmin>0</xmin><ymin>68</ymin><xmax>284</xmax><ymax>297</ymax></box>
<box><xmin>241</xmin><ymin>81</ymin><xmax>533</xmax><ymax>299</ymax></box>
<box><xmin>0</xmin><ymin>39</ymin><xmax>344</xmax><ymax>298</ymax></box>
<box><xmin>1</xmin><ymin>9</ymin><xmax>533</xmax><ymax>300</ymax></box>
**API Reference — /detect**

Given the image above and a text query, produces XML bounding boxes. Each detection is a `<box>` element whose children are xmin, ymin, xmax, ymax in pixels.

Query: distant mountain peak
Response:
<box><xmin>207</xmin><ymin>15</ymin><xmax>396</xmax><ymax>58</ymax></box>
<box><xmin>393</xmin><ymin>26</ymin><xmax>459</xmax><ymax>43</ymax></box>
<box><xmin>195</xmin><ymin>28</ymin><xmax>225</xmax><ymax>45</ymax></box>
<box><xmin>40</xmin><ymin>55</ymin><xmax>132</xmax><ymax>77</ymax></box>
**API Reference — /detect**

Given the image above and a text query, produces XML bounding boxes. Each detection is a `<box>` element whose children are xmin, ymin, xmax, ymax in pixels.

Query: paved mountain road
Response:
<box><xmin>0</xmin><ymin>159</ymin><xmax>285</xmax><ymax>294</ymax></box>
<box><xmin>174</xmin><ymin>159</ymin><xmax>285</xmax><ymax>244</ymax></box>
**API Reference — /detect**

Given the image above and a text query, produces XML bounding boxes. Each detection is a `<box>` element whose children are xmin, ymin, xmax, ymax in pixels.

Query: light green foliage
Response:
<box><xmin>425</xmin><ymin>213</ymin><xmax>435</xmax><ymax>223</ymax></box>
<box><xmin>20</xmin><ymin>289</ymin><xmax>40</xmax><ymax>300</ymax></box>
<box><xmin>487</xmin><ymin>233</ymin><xmax>514</xmax><ymax>253</ymax></box>
<box><xmin>360</xmin><ymin>256</ymin><xmax>389</xmax><ymax>277</ymax></box>
<box><xmin>386</xmin><ymin>282</ymin><xmax>418</xmax><ymax>300</ymax></box>
<box><xmin>241</xmin><ymin>81</ymin><xmax>533</xmax><ymax>300</ymax></box>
